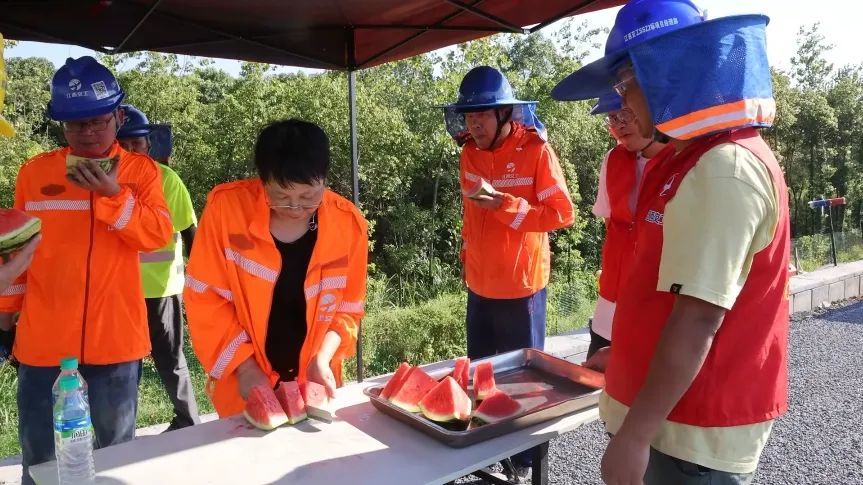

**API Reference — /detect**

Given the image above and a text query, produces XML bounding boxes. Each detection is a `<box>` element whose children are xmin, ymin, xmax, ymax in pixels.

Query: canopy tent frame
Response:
<box><xmin>2</xmin><ymin>0</ymin><xmax>625</xmax><ymax>381</ymax></box>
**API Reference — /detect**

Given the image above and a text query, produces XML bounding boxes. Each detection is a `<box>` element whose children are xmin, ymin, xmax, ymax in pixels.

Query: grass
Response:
<box><xmin>0</xmin><ymin>280</ymin><xmax>595</xmax><ymax>459</ymax></box>
<box><xmin>0</xmin><ymin>336</ymin><xmax>213</xmax><ymax>460</ymax></box>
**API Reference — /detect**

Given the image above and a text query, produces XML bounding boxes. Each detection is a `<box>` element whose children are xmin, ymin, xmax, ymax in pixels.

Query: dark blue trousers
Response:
<box><xmin>17</xmin><ymin>360</ymin><xmax>142</xmax><ymax>484</ymax></box>
<box><xmin>466</xmin><ymin>288</ymin><xmax>547</xmax><ymax>468</ymax></box>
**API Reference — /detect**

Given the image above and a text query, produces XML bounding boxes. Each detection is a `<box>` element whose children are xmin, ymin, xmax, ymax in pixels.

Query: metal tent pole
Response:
<box><xmin>348</xmin><ymin>68</ymin><xmax>363</xmax><ymax>382</ymax></box>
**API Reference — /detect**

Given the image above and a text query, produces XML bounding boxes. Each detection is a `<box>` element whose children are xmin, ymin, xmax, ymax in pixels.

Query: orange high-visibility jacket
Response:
<box><xmin>0</xmin><ymin>143</ymin><xmax>173</xmax><ymax>365</ymax></box>
<box><xmin>460</xmin><ymin>124</ymin><xmax>575</xmax><ymax>299</ymax></box>
<box><xmin>184</xmin><ymin>179</ymin><xmax>368</xmax><ymax>417</ymax></box>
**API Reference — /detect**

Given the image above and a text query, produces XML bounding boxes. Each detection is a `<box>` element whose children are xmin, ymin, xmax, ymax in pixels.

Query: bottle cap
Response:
<box><xmin>59</xmin><ymin>375</ymin><xmax>79</xmax><ymax>392</ymax></box>
<box><xmin>60</xmin><ymin>357</ymin><xmax>78</xmax><ymax>371</ymax></box>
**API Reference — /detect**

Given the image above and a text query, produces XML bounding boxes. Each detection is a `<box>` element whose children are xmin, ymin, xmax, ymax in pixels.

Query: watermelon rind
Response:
<box><xmin>244</xmin><ymin>385</ymin><xmax>289</xmax><ymax>430</ymax></box>
<box><xmin>473</xmin><ymin>361</ymin><xmax>496</xmax><ymax>401</ymax></box>
<box><xmin>380</xmin><ymin>362</ymin><xmax>411</xmax><ymax>400</ymax></box>
<box><xmin>0</xmin><ymin>210</ymin><xmax>40</xmax><ymax>254</ymax></box>
<box><xmin>419</xmin><ymin>376</ymin><xmax>472</xmax><ymax>422</ymax></box>
<box><xmin>473</xmin><ymin>391</ymin><xmax>523</xmax><ymax>424</ymax></box>
<box><xmin>389</xmin><ymin>366</ymin><xmax>438</xmax><ymax>413</ymax></box>
<box><xmin>276</xmin><ymin>381</ymin><xmax>308</xmax><ymax>425</ymax></box>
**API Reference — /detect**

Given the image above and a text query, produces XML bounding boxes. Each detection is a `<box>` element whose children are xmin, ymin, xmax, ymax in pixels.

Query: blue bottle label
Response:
<box><xmin>54</xmin><ymin>416</ymin><xmax>93</xmax><ymax>443</ymax></box>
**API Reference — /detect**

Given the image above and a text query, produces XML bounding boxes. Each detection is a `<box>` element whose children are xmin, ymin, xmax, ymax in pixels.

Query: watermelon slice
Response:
<box><xmin>419</xmin><ymin>376</ymin><xmax>472</xmax><ymax>422</ymax></box>
<box><xmin>275</xmin><ymin>381</ymin><xmax>307</xmax><ymax>424</ymax></box>
<box><xmin>473</xmin><ymin>390</ymin><xmax>523</xmax><ymax>424</ymax></box>
<box><xmin>389</xmin><ymin>366</ymin><xmax>438</xmax><ymax>413</ymax></box>
<box><xmin>380</xmin><ymin>362</ymin><xmax>411</xmax><ymax>400</ymax></box>
<box><xmin>473</xmin><ymin>361</ymin><xmax>496</xmax><ymax>401</ymax></box>
<box><xmin>244</xmin><ymin>384</ymin><xmax>289</xmax><ymax>430</ymax></box>
<box><xmin>300</xmin><ymin>381</ymin><xmax>329</xmax><ymax>409</ymax></box>
<box><xmin>453</xmin><ymin>357</ymin><xmax>470</xmax><ymax>392</ymax></box>
<box><xmin>0</xmin><ymin>209</ymin><xmax>40</xmax><ymax>257</ymax></box>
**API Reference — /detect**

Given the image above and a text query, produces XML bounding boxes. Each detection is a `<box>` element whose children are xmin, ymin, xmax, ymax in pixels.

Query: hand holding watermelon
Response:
<box><xmin>236</xmin><ymin>358</ymin><xmax>270</xmax><ymax>401</ymax></box>
<box><xmin>0</xmin><ymin>234</ymin><xmax>40</xmax><ymax>289</ymax></box>
<box><xmin>66</xmin><ymin>156</ymin><xmax>121</xmax><ymax>197</ymax></box>
<box><xmin>306</xmin><ymin>354</ymin><xmax>337</xmax><ymax>398</ymax></box>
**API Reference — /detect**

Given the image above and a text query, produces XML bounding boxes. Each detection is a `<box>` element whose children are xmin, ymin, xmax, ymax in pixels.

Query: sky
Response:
<box><xmin>5</xmin><ymin>0</ymin><xmax>858</xmax><ymax>76</ymax></box>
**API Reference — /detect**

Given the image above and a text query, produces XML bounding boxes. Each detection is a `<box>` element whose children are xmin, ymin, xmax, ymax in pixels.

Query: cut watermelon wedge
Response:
<box><xmin>300</xmin><ymin>381</ymin><xmax>329</xmax><ymax>409</ymax></box>
<box><xmin>389</xmin><ymin>366</ymin><xmax>437</xmax><ymax>413</ymax></box>
<box><xmin>0</xmin><ymin>208</ymin><xmax>40</xmax><ymax>257</ymax></box>
<box><xmin>473</xmin><ymin>390</ymin><xmax>523</xmax><ymax>424</ymax></box>
<box><xmin>473</xmin><ymin>361</ymin><xmax>496</xmax><ymax>401</ymax></box>
<box><xmin>244</xmin><ymin>385</ymin><xmax>289</xmax><ymax>430</ymax></box>
<box><xmin>419</xmin><ymin>376</ymin><xmax>472</xmax><ymax>422</ymax></box>
<box><xmin>275</xmin><ymin>381</ymin><xmax>307</xmax><ymax>424</ymax></box>
<box><xmin>380</xmin><ymin>362</ymin><xmax>411</xmax><ymax>400</ymax></box>
<box><xmin>453</xmin><ymin>357</ymin><xmax>470</xmax><ymax>392</ymax></box>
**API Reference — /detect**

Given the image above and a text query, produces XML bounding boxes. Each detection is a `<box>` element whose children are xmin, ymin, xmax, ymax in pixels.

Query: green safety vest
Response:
<box><xmin>140</xmin><ymin>163</ymin><xmax>197</xmax><ymax>298</ymax></box>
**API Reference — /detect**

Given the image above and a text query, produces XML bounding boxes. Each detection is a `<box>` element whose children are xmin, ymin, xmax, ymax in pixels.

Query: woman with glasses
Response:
<box><xmin>587</xmin><ymin>91</ymin><xmax>669</xmax><ymax>359</ymax></box>
<box><xmin>185</xmin><ymin>119</ymin><xmax>368</xmax><ymax>418</ymax></box>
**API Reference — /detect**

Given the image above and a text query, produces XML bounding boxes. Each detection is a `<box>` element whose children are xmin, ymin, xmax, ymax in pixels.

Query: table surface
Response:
<box><xmin>31</xmin><ymin>360</ymin><xmax>599</xmax><ymax>485</ymax></box>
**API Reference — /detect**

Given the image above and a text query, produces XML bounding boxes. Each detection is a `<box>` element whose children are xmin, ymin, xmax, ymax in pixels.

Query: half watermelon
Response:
<box><xmin>380</xmin><ymin>362</ymin><xmax>411</xmax><ymax>400</ymax></box>
<box><xmin>473</xmin><ymin>361</ymin><xmax>497</xmax><ymax>401</ymax></box>
<box><xmin>389</xmin><ymin>366</ymin><xmax>438</xmax><ymax>413</ymax></box>
<box><xmin>244</xmin><ymin>384</ymin><xmax>289</xmax><ymax>430</ymax></box>
<box><xmin>0</xmin><ymin>209</ymin><xmax>40</xmax><ymax>258</ymax></box>
<box><xmin>275</xmin><ymin>381</ymin><xmax>307</xmax><ymax>424</ymax></box>
<box><xmin>453</xmin><ymin>357</ymin><xmax>470</xmax><ymax>392</ymax></box>
<box><xmin>419</xmin><ymin>376</ymin><xmax>472</xmax><ymax>422</ymax></box>
<box><xmin>473</xmin><ymin>390</ymin><xmax>523</xmax><ymax>424</ymax></box>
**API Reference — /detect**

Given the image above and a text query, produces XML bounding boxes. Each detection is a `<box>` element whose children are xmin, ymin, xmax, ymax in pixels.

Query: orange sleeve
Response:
<box><xmin>93</xmin><ymin>159</ymin><xmax>173</xmax><ymax>251</ymax></box>
<box><xmin>329</xmin><ymin>213</ymin><xmax>368</xmax><ymax>361</ymax></box>
<box><xmin>458</xmin><ymin>149</ymin><xmax>472</xmax><ymax>264</ymax></box>
<box><xmin>0</xmin><ymin>167</ymin><xmax>31</xmax><ymax>311</ymax></box>
<box><xmin>184</xmin><ymin>191</ymin><xmax>254</xmax><ymax>381</ymax></box>
<box><xmin>492</xmin><ymin>143</ymin><xmax>575</xmax><ymax>232</ymax></box>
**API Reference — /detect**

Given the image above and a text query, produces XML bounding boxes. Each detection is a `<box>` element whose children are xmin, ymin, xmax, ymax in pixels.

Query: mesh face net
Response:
<box><xmin>628</xmin><ymin>15</ymin><xmax>775</xmax><ymax>140</ymax></box>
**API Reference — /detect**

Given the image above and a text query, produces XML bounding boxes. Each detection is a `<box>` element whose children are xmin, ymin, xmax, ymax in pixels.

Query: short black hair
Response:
<box><xmin>254</xmin><ymin>119</ymin><xmax>330</xmax><ymax>187</ymax></box>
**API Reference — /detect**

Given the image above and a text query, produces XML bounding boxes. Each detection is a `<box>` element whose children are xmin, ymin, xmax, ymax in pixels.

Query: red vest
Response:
<box><xmin>606</xmin><ymin>128</ymin><xmax>790</xmax><ymax>427</ymax></box>
<box><xmin>598</xmin><ymin>145</ymin><xmax>674</xmax><ymax>303</ymax></box>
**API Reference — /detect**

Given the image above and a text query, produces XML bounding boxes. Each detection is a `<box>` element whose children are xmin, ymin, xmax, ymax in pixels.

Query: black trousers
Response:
<box><xmin>146</xmin><ymin>295</ymin><xmax>201</xmax><ymax>430</ymax></box>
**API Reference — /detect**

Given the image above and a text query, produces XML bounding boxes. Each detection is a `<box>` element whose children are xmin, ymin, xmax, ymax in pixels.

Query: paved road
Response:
<box><xmin>462</xmin><ymin>299</ymin><xmax>863</xmax><ymax>484</ymax></box>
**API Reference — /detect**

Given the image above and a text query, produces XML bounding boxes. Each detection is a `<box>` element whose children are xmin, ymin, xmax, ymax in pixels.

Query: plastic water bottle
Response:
<box><xmin>54</xmin><ymin>357</ymin><xmax>88</xmax><ymax>395</ymax></box>
<box><xmin>53</xmin><ymin>373</ymin><xmax>95</xmax><ymax>484</ymax></box>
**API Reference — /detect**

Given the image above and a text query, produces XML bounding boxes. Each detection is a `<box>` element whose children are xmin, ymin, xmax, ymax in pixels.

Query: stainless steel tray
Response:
<box><xmin>364</xmin><ymin>348</ymin><xmax>604</xmax><ymax>448</ymax></box>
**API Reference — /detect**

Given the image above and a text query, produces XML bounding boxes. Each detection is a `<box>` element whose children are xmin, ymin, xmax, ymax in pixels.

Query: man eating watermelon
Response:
<box><xmin>0</xmin><ymin>56</ymin><xmax>172</xmax><ymax>484</ymax></box>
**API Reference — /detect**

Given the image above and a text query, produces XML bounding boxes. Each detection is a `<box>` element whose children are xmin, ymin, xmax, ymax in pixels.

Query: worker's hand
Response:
<box><xmin>470</xmin><ymin>192</ymin><xmax>504</xmax><ymax>210</ymax></box>
<box><xmin>236</xmin><ymin>357</ymin><xmax>269</xmax><ymax>400</ymax></box>
<box><xmin>67</xmin><ymin>158</ymin><xmax>121</xmax><ymax>198</ymax></box>
<box><xmin>583</xmin><ymin>346</ymin><xmax>610</xmax><ymax>373</ymax></box>
<box><xmin>306</xmin><ymin>354</ymin><xmax>337</xmax><ymax>398</ymax></box>
<box><xmin>601</xmin><ymin>430</ymin><xmax>650</xmax><ymax>485</ymax></box>
<box><xmin>0</xmin><ymin>234</ymin><xmax>41</xmax><ymax>294</ymax></box>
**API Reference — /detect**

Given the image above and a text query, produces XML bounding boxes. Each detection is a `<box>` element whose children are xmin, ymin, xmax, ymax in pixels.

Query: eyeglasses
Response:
<box><xmin>605</xmin><ymin>108</ymin><xmax>636</xmax><ymax>127</ymax></box>
<box><xmin>612</xmin><ymin>75</ymin><xmax>636</xmax><ymax>97</ymax></box>
<box><xmin>268</xmin><ymin>201</ymin><xmax>322</xmax><ymax>210</ymax></box>
<box><xmin>62</xmin><ymin>116</ymin><xmax>114</xmax><ymax>133</ymax></box>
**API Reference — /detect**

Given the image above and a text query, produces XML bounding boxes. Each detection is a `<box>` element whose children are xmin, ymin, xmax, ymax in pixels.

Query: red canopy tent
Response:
<box><xmin>2</xmin><ymin>0</ymin><xmax>625</xmax><ymax>379</ymax></box>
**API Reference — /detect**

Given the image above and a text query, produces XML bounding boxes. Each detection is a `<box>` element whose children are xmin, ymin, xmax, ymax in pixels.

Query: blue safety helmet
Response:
<box><xmin>440</xmin><ymin>66</ymin><xmax>546</xmax><ymax>145</ymax></box>
<box><xmin>590</xmin><ymin>91</ymin><xmax>623</xmax><ymax>115</ymax></box>
<box><xmin>47</xmin><ymin>56</ymin><xmax>125</xmax><ymax>121</ymax></box>
<box><xmin>117</xmin><ymin>104</ymin><xmax>173</xmax><ymax>162</ymax></box>
<box><xmin>443</xmin><ymin>66</ymin><xmax>536</xmax><ymax>113</ymax></box>
<box><xmin>117</xmin><ymin>104</ymin><xmax>155</xmax><ymax>138</ymax></box>
<box><xmin>552</xmin><ymin>0</ymin><xmax>706</xmax><ymax>101</ymax></box>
